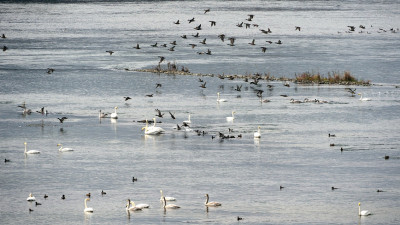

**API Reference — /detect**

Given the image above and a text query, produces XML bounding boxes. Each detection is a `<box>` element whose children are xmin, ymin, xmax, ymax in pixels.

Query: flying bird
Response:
<box><xmin>57</xmin><ymin>117</ymin><xmax>68</xmax><ymax>123</ymax></box>
<box><xmin>106</xmin><ymin>50</ymin><xmax>114</xmax><ymax>55</ymax></box>
<box><xmin>194</xmin><ymin>24</ymin><xmax>202</xmax><ymax>30</ymax></box>
<box><xmin>133</xmin><ymin>43</ymin><xmax>140</xmax><ymax>49</ymax></box>
<box><xmin>218</xmin><ymin>34</ymin><xmax>225</xmax><ymax>42</ymax></box>
<box><xmin>261</xmin><ymin>47</ymin><xmax>267</xmax><ymax>53</ymax></box>
<box><xmin>209</xmin><ymin>21</ymin><xmax>216</xmax><ymax>27</ymax></box>
<box><xmin>200</xmin><ymin>82</ymin><xmax>207</xmax><ymax>88</ymax></box>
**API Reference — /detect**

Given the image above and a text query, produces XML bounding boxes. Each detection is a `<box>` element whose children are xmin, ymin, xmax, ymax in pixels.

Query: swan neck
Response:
<box><xmin>24</xmin><ymin>143</ymin><xmax>27</xmax><ymax>153</ymax></box>
<box><xmin>84</xmin><ymin>199</ymin><xmax>88</xmax><ymax>209</ymax></box>
<box><xmin>205</xmin><ymin>195</ymin><xmax>209</xmax><ymax>204</ymax></box>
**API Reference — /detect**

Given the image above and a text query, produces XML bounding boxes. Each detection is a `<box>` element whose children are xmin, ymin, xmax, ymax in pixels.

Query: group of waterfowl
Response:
<box><xmin>26</xmin><ymin>190</ymin><xmax>223</xmax><ymax>215</ymax></box>
<box><xmin>123</xmin><ymin>7</ymin><xmax>293</xmax><ymax>67</ymax></box>
<box><xmin>23</xmin><ymin>141</ymin><xmax>74</xmax><ymax>155</ymax></box>
<box><xmin>340</xmin><ymin>25</ymin><xmax>399</xmax><ymax>34</ymax></box>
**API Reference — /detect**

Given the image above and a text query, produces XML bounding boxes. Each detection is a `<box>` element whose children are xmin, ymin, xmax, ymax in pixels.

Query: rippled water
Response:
<box><xmin>1</xmin><ymin>0</ymin><xmax>400</xmax><ymax>224</ymax></box>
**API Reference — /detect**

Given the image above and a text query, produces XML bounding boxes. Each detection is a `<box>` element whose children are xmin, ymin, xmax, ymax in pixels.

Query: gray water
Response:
<box><xmin>0</xmin><ymin>0</ymin><xmax>399</xmax><ymax>224</ymax></box>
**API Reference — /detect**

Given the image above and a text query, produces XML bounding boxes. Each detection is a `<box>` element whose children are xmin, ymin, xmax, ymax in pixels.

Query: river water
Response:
<box><xmin>0</xmin><ymin>0</ymin><xmax>399</xmax><ymax>224</ymax></box>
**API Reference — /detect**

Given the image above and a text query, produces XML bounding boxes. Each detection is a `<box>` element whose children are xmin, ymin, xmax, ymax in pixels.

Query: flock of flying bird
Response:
<box><xmin>104</xmin><ymin>8</ymin><xmax>289</xmax><ymax>65</ymax></box>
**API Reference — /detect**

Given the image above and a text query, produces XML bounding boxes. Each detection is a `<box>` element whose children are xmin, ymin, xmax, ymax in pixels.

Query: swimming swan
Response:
<box><xmin>204</xmin><ymin>194</ymin><xmax>221</xmax><ymax>207</ymax></box>
<box><xmin>162</xmin><ymin>196</ymin><xmax>180</xmax><ymax>209</ymax></box>
<box><xmin>254</xmin><ymin>126</ymin><xmax>261</xmax><ymax>138</ymax></box>
<box><xmin>110</xmin><ymin>107</ymin><xmax>118</xmax><ymax>119</ymax></box>
<box><xmin>57</xmin><ymin>144</ymin><xmax>74</xmax><ymax>152</ymax></box>
<box><xmin>160</xmin><ymin>190</ymin><xmax>176</xmax><ymax>201</ymax></box>
<box><xmin>126</xmin><ymin>199</ymin><xmax>143</xmax><ymax>211</ymax></box>
<box><xmin>217</xmin><ymin>92</ymin><xmax>227</xmax><ymax>102</ymax></box>
<box><xmin>226</xmin><ymin>111</ymin><xmax>235</xmax><ymax>122</ymax></box>
<box><xmin>84</xmin><ymin>198</ymin><xmax>94</xmax><ymax>213</ymax></box>
<box><xmin>142</xmin><ymin>119</ymin><xmax>165</xmax><ymax>135</ymax></box>
<box><xmin>27</xmin><ymin>193</ymin><xmax>36</xmax><ymax>201</ymax></box>
<box><xmin>24</xmin><ymin>142</ymin><xmax>40</xmax><ymax>154</ymax></box>
<box><xmin>358</xmin><ymin>202</ymin><xmax>371</xmax><ymax>216</ymax></box>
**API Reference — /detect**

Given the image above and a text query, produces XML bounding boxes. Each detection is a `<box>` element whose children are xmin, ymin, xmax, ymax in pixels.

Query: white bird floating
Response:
<box><xmin>226</xmin><ymin>111</ymin><xmax>235</xmax><ymax>122</ymax></box>
<box><xmin>217</xmin><ymin>92</ymin><xmax>227</xmax><ymax>102</ymax></box>
<box><xmin>160</xmin><ymin>190</ymin><xmax>176</xmax><ymax>201</ymax></box>
<box><xmin>358</xmin><ymin>93</ymin><xmax>371</xmax><ymax>101</ymax></box>
<box><xmin>27</xmin><ymin>193</ymin><xmax>36</xmax><ymax>201</ymax></box>
<box><xmin>24</xmin><ymin>142</ymin><xmax>40</xmax><ymax>154</ymax></box>
<box><xmin>57</xmin><ymin>144</ymin><xmax>74</xmax><ymax>152</ymax></box>
<box><xmin>254</xmin><ymin>126</ymin><xmax>261</xmax><ymax>139</ymax></box>
<box><xmin>126</xmin><ymin>199</ymin><xmax>143</xmax><ymax>211</ymax></box>
<box><xmin>110</xmin><ymin>106</ymin><xmax>118</xmax><ymax>119</ymax></box>
<box><xmin>84</xmin><ymin>198</ymin><xmax>94</xmax><ymax>213</ymax></box>
<box><xmin>142</xmin><ymin>118</ymin><xmax>165</xmax><ymax>135</ymax></box>
<box><xmin>162</xmin><ymin>196</ymin><xmax>180</xmax><ymax>209</ymax></box>
<box><xmin>358</xmin><ymin>202</ymin><xmax>371</xmax><ymax>216</ymax></box>
<box><xmin>204</xmin><ymin>194</ymin><xmax>222</xmax><ymax>207</ymax></box>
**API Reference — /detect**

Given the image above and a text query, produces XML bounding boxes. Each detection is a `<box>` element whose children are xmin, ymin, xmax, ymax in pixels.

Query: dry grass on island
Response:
<box><xmin>294</xmin><ymin>71</ymin><xmax>370</xmax><ymax>85</ymax></box>
<box><xmin>132</xmin><ymin>62</ymin><xmax>370</xmax><ymax>86</ymax></box>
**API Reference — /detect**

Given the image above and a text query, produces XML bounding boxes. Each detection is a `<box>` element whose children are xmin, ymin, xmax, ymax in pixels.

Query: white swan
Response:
<box><xmin>24</xmin><ymin>142</ymin><xmax>40</xmax><ymax>154</ymax></box>
<box><xmin>99</xmin><ymin>110</ymin><xmax>107</xmax><ymax>118</ymax></box>
<box><xmin>254</xmin><ymin>126</ymin><xmax>261</xmax><ymax>139</ymax></box>
<box><xmin>358</xmin><ymin>202</ymin><xmax>371</xmax><ymax>216</ymax></box>
<box><xmin>162</xmin><ymin>196</ymin><xmax>180</xmax><ymax>209</ymax></box>
<box><xmin>126</xmin><ymin>199</ymin><xmax>142</xmax><ymax>211</ymax></box>
<box><xmin>84</xmin><ymin>198</ymin><xmax>94</xmax><ymax>213</ymax></box>
<box><xmin>358</xmin><ymin>93</ymin><xmax>371</xmax><ymax>101</ymax></box>
<box><xmin>110</xmin><ymin>107</ymin><xmax>118</xmax><ymax>119</ymax></box>
<box><xmin>226</xmin><ymin>111</ymin><xmax>235</xmax><ymax>122</ymax></box>
<box><xmin>57</xmin><ymin>144</ymin><xmax>74</xmax><ymax>152</ymax></box>
<box><xmin>217</xmin><ymin>92</ymin><xmax>227</xmax><ymax>102</ymax></box>
<box><xmin>160</xmin><ymin>190</ymin><xmax>176</xmax><ymax>201</ymax></box>
<box><xmin>183</xmin><ymin>113</ymin><xmax>191</xmax><ymax>124</ymax></box>
<box><xmin>204</xmin><ymin>194</ymin><xmax>221</xmax><ymax>207</ymax></box>
<box><xmin>27</xmin><ymin>193</ymin><xmax>36</xmax><ymax>201</ymax></box>
<box><xmin>142</xmin><ymin>119</ymin><xmax>165</xmax><ymax>135</ymax></box>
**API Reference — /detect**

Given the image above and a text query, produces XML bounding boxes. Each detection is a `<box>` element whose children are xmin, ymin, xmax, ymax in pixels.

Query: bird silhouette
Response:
<box><xmin>200</xmin><ymin>82</ymin><xmax>207</xmax><ymax>88</ymax></box>
<box><xmin>261</xmin><ymin>47</ymin><xmax>267</xmax><ymax>53</ymax></box>
<box><xmin>133</xmin><ymin>43</ymin><xmax>140</xmax><ymax>49</ymax></box>
<box><xmin>249</xmin><ymin>39</ymin><xmax>255</xmax><ymax>45</ymax></box>
<box><xmin>57</xmin><ymin>117</ymin><xmax>68</xmax><ymax>123</ymax></box>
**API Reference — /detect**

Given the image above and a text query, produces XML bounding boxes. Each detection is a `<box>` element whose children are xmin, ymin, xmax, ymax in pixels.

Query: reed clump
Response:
<box><xmin>295</xmin><ymin>71</ymin><xmax>370</xmax><ymax>85</ymax></box>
